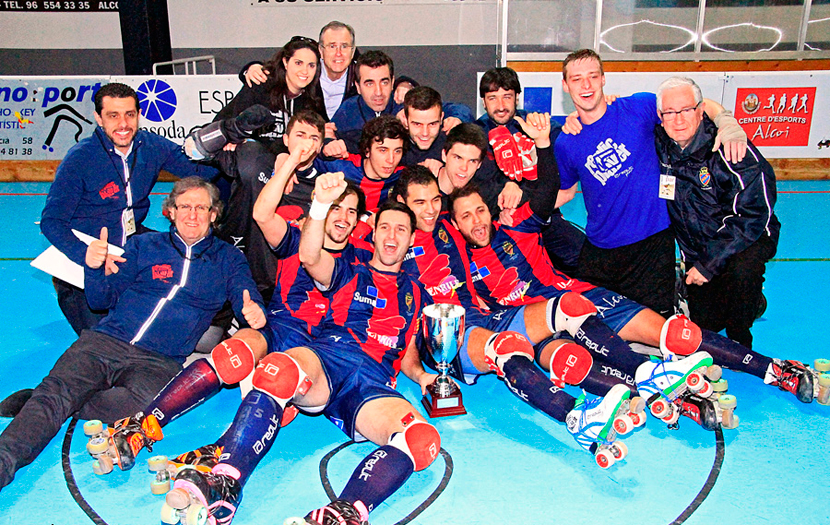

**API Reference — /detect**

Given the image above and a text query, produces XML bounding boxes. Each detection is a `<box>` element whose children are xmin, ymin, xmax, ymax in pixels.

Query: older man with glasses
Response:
<box><xmin>654</xmin><ymin>76</ymin><xmax>780</xmax><ymax>349</ymax></box>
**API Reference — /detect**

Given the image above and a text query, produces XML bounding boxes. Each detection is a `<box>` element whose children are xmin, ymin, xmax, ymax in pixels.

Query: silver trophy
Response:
<box><xmin>421</xmin><ymin>303</ymin><xmax>467</xmax><ymax>417</ymax></box>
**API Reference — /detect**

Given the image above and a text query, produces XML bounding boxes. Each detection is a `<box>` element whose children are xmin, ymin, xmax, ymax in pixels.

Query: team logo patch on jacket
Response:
<box><xmin>152</xmin><ymin>264</ymin><xmax>174</xmax><ymax>282</ymax></box>
<box><xmin>698</xmin><ymin>167</ymin><xmax>711</xmax><ymax>188</ymax></box>
<box><xmin>99</xmin><ymin>181</ymin><xmax>120</xmax><ymax>200</ymax></box>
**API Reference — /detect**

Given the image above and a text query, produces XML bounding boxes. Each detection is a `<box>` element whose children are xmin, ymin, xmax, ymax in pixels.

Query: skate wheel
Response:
<box><xmin>93</xmin><ymin>456</ymin><xmax>114</xmax><ymax>475</ymax></box>
<box><xmin>87</xmin><ymin>436</ymin><xmax>110</xmax><ymax>455</ymax></box>
<box><xmin>814</xmin><ymin>359</ymin><xmax>830</xmax><ymax>373</ymax></box>
<box><xmin>819</xmin><ymin>373</ymin><xmax>830</xmax><ymax>388</ymax></box>
<box><xmin>630</xmin><ymin>410</ymin><xmax>647</xmax><ymax>427</ymax></box>
<box><xmin>151</xmin><ymin>478</ymin><xmax>171</xmax><ymax>495</ymax></box>
<box><xmin>651</xmin><ymin>398</ymin><xmax>671</xmax><ymax>419</ymax></box>
<box><xmin>705</xmin><ymin>365</ymin><xmax>723</xmax><ymax>381</ymax></box>
<box><xmin>160</xmin><ymin>503</ymin><xmax>179</xmax><ymax>524</ymax></box>
<box><xmin>698</xmin><ymin>380</ymin><xmax>714</xmax><ymax>398</ymax></box>
<box><xmin>711</xmin><ymin>379</ymin><xmax>729</xmax><ymax>394</ymax></box>
<box><xmin>83</xmin><ymin>420</ymin><xmax>104</xmax><ymax>436</ymax></box>
<box><xmin>686</xmin><ymin>371</ymin><xmax>705</xmax><ymax>393</ymax></box>
<box><xmin>611</xmin><ymin>441</ymin><xmax>628</xmax><ymax>461</ymax></box>
<box><xmin>166</xmin><ymin>487</ymin><xmax>192</xmax><ymax>510</ymax></box>
<box><xmin>628</xmin><ymin>396</ymin><xmax>646</xmax><ymax>415</ymax></box>
<box><xmin>185</xmin><ymin>504</ymin><xmax>208</xmax><ymax>525</ymax></box>
<box><xmin>613</xmin><ymin>414</ymin><xmax>634</xmax><ymax>435</ymax></box>
<box><xmin>717</xmin><ymin>394</ymin><xmax>737</xmax><ymax>410</ymax></box>
<box><xmin>662</xmin><ymin>410</ymin><xmax>680</xmax><ymax>425</ymax></box>
<box><xmin>595</xmin><ymin>448</ymin><xmax>615</xmax><ymax>469</ymax></box>
<box><xmin>148</xmin><ymin>455</ymin><xmax>170</xmax><ymax>472</ymax></box>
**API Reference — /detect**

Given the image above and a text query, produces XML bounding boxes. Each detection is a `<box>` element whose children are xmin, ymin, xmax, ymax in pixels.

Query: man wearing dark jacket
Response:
<box><xmin>41</xmin><ymin>82</ymin><xmax>218</xmax><ymax>335</ymax></box>
<box><xmin>0</xmin><ymin>178</ymin><xmax>265</xmax><ymax>491</ymax></box>
<box><xmin>241</xmin><ymin>21</ymin><xmax>359</xmax><ymax>120</ymax></box>
<box><xmin>655</xmin><ymin>76</ymin><xmax>780</xmax><ymax>348</ymax></box>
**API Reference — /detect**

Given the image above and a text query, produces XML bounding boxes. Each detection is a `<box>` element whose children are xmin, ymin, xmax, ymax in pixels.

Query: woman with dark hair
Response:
<box><xmin>211</xmin><ymin>37</ymin><xmax>328</xmax><ymax>302</ymax></box>
<box><xmin>216</xmin><ymin>36</ymin><xmax>326</xmax><ymax>153</ymax></box>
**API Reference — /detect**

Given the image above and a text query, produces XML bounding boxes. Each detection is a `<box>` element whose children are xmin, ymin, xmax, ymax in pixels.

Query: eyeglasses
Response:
<box><xmin>175</xmin><ymin>204</ymin><xmax>212</xmax><ymax>214</ymax></box>
<box><xmin>289</xmin><ymin>36</ymin><xmax>318</xmax><ymax>46</ymax></box>
<box><xmin>321</xmin><ymin>42</ymin><xmax>353</xmax><ymax>52</ymax></box>
<box><xmin>660</xmin><ymin>101</ymin><xmax>702</xmax><ymax>121</ymax></box>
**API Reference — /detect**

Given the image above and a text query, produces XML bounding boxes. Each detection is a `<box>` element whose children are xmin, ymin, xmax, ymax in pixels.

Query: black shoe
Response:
<box><xmin>756</xmin><ymin>293</ymin><xmax>767</xmax><ymax>320</ymax></box>
<box><xmin>0</xmin><ymin>389</ymin><xmax>33</xmax><ymax>418</ymax></box>
<box><xmin>304</xmin><ymin>500</ymin><xmax>369</xmax><ymax>525</ymax></box>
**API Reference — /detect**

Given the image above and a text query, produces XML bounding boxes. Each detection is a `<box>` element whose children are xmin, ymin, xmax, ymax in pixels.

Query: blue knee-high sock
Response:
<box><xmin>700</xmin><ymin>330</ymin><xmax>772</xmax><ymax>379</ymax></box>
<box><xmin>502</xmin><ymin>358</ymin><xmax>577</xmax><ymax>422</ymax></box>
<box><xmin>219</xmin><ymin>390</ymin><xmax>283</xmax><ymax>486</ymax></box>
<box><xmin>572</xmin><ymin>317</ymin><xmax>645</xmax><ymax>371</ymax></box>
<box><xmin>338</xmin><ymin>445</ymin><xmax>414</xmax><ymax>513</ymax></box>
<box><xmin>579</xmin><ymin>366</ymin><xmax>637</xmax><ymax>397</ymax></box>
<box><xmin>144</xmin><ymin>359</ymin><xmax>222</xmax><ymax>426</ymax></box>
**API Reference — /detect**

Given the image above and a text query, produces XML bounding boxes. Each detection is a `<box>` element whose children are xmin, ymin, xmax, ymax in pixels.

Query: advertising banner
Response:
<box><xmin>0</xmin><ymin>75</ymin><xmax>242</xmax><ymax>160</ymax></box>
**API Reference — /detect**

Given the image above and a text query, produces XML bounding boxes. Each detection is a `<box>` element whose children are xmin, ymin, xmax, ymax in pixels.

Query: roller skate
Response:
<box><xmin>148</xmin><ymin>444</ymin><xmax>225</xmax><ymax>495</ymax></box>
<box><xmin>635</xmin><ymin>352</ymin><xmax>730</xmax><ymax>430</ymax></box>
<box><xmin>764</xmin><ymin>358</ymin><xmax>825</xmax><ymax>403</ymax></box>
<box><xmin>283</xmin><ymin>499</ymin><xmax>369</xmax><ymax>525</ymax></box>
<box><xmin>565</xmin><ymin>384</ymin><xmax>638</xmax><ymax>469</ymax></box>
<box><xmin>84</xmin><ymin>412</ymin><xmax>163</xmax><ymax>475</ymax></box>
<box><xmin>160</xmin><ymin>466</ymin><xmax>242</xmax><ymax>525</ymax></box>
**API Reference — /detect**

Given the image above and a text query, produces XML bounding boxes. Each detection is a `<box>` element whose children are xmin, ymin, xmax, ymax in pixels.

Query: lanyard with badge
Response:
<box><xmin>97</xmin><ymin>130</ymin><xmax>138</xmax><ymax>243</ymax></box>
<box><xmin>659</xmin><ymin>161</ymin><xmax>676</xmax><ymax>201</ymax></box>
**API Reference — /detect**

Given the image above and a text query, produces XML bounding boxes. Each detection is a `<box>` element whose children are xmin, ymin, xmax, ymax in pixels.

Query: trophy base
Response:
<box><xmin>421</xmin><ymin>384</ymin><xmax>467</xmax><ymax>418</ymax></box>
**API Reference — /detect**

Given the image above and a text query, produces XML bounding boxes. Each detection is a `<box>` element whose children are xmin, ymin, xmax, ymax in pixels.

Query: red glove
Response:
<box><xmin>513</xmin><ymin>132</ymin><xmax>538</xmax><ymax>181</ymax></box>
<box><xmin>489</xmin><ymin>126</ymin><xmax>523</xmax><ymax>181</ymax></box>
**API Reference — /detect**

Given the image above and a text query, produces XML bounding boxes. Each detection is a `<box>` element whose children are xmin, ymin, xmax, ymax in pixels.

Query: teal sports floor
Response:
<box><xmin>0</xmin><ymin>181</ymin><xmax>828</xmax><ymax>525</ymax></box>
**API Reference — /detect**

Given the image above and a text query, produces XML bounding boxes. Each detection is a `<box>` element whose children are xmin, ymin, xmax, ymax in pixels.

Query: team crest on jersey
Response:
<box><xmin>585</xmin><ymin>138</ymin><xmax>633</xmax><ymax>186</ymax></box>
<box><xmin>470</xmin><ymin>261</ymin><xmax>491</xmax><ymax>283</ymax></box>
<box><xmin>438</xmin><ymin>228</ymin><xmax>449</xmax><ymax>245</ymax></box>
<box><xmin>405</xmin><ymin>292</ymin><xmax>413</xmax><ymax>312</ymax></box>
<box><xmin>502</xmin><ymin>241</ymin><xmax>515</xmax><ymax>257</ymax></box>
<box><xmin>698</xmin><ymin>167</ymin><xmax>711</xmax><ymax>187</ymax></box>
<box><xmin>354</xmin><ymin>286</ymin><xmax>387</xmax><ymax>308</ymax></box>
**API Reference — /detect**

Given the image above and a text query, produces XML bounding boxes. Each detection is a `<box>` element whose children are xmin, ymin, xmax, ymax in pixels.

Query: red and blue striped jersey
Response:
<box><xmin>400</xmin><ymin>216</ymin><xmax>489</xmax><ymax>324</ymax></box>
<box><xmin>317</xmin><ymin>259</ymin><xmax>427</xmax><ymax>381</ymax></box>
<box><xmin>466</xmin><ymin>203</ymin><xmax>595</xmax><ymax>309</ymax></box>
<box><xmin>316</xmin><ymin>154</ymin><xmax>404</xmax><ymax>212</ymax></box>
<box><xmin>268</xmin><ymin>224</ymin><xmax>373</xmax><ymax>337</ymax></box>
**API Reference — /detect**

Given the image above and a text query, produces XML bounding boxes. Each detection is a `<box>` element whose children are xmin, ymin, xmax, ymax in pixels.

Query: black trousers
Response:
<box><xmin>578</xmin><ymin>228</ymin><xmax>676</xmax><ymax>318</ymax></box>
<box><xmin>0</xmin><ymin>331</ymin><xmax>181</xmax><ymax>489</ymax></box>
<box><xmin>685</xmin><ymin>235</ymin><xmax>777</xmax><ymax>349</ymax></box>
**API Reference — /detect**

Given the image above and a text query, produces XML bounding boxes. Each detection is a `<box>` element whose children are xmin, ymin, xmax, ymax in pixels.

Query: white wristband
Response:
<box><xmin>308</xmin><ymin>198</ymin><xmax>331</xmax><ymax>221</ymax></box>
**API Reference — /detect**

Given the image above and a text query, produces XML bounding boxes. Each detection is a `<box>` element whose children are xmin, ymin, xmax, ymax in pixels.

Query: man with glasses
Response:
<box><xmin>654</xmin><ymin>76</ymin><xmax>780</xmax><ymax>349</ymax></box>
<box><xmin>244</xmin><ymin>21</ymin><xmax>359</xmax><ymax>119</ymax></box>
<box><xmin>39</xmin><ymin>82</ymin><xmax>219</xmax><ymax>337</ymax></box>
<box><xmin>555</xmin><ymin>49</ymin><xmax>747</xmax><ymax>318</ymax></box>
<box><xmin>0</xmin><ymin>178</ymin><xmax>265</xmax><ymax>491</ymax></box>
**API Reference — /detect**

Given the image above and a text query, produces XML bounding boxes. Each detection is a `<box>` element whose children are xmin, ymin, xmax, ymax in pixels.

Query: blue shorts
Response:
<box><xmin>263</xmin><ymin>321</ymin><xmax>313</xmax><ymax>354</ymax></box>
<box><xmin>532</xmin><ymin>287</ymin><xmax>645</xmax><ymax>362</ymax></box>
<box><xmin>307</xmin><ymin>342</ymin><xmax>404</xmax><ymax>441</ymax></box>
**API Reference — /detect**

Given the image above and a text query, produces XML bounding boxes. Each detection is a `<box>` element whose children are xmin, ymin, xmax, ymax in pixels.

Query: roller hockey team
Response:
<box><xmin>1</xmin><ymin>20</ymin><xmax>829</xmax><ymax>525</ymax></box>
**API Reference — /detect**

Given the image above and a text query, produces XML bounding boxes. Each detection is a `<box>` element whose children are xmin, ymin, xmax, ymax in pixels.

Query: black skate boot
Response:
<box><xmin>84</xmin><ymin>412</ymin><xmax>163</xmax><ymax>474</ymax></box>
<box><xmin>676</xmin><ymin>393</ymin><xmax>720</xmax><ymax>431</ymax></box>
<box><xmin>765</xmin><ymin>359</ymin><xmax>817</xmax><ymax>403</ymax></box>
<box><xmin>284</xmin><ymin>499</ymin><xmax>369</xmax><ymax>525</ymax></box>
<box><xmin>161</xmin><ymin>467</ymin><xmax>242</xmax><ymax>525</ymax></box>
